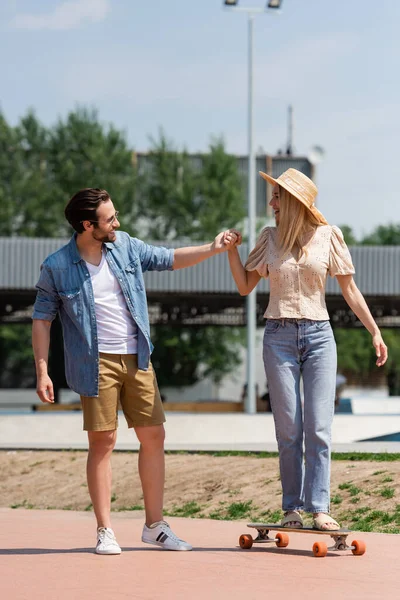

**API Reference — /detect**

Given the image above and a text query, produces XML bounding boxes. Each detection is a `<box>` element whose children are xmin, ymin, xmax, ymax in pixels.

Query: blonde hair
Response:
<box><xmin>277</xmin><ymin>187</ymin><xmax>325</xmax><ymax>260</ymax></box>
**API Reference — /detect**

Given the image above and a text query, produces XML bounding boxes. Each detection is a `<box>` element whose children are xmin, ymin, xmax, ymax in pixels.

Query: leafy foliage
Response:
<box><xmin>1</xmin><ymin>112</ymin><xmax>246</xmax><ymax>389</ymax></box>
<box><xmin>151</xmin><ymin>326</ymin><xmax>245</xmax><ymax>387</ymax></box>
<box><xmin>138</xmin><ymin>131</ymin><xmax>244</xmax><ymax>241</ymax></box>
<box><xmin>0</xmin><ymin>107</ymin><xmax>138</xmax><ymax>237</ymax></box>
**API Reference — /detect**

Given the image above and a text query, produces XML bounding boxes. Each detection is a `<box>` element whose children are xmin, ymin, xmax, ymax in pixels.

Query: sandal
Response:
<box><xmin>313</xmin><ymin>514</ymin><xmax>340</xmax><ymax>531</ymax></box>
<box><xmin>281</xmin><ymin>511</ymin><xmax>303</xmax><ymax>528</ymax></box>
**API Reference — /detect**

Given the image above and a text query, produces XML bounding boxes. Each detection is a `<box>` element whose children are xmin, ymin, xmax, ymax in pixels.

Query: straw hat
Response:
<box><xmin>259</xmin><ymin>168</ymin><xmax>328</xmax><ymax>225</ymax></box>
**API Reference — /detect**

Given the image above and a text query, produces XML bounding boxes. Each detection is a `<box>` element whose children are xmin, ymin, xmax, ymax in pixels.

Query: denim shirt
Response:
<box><xmin>32</xmin><ymin>231</ymin><xmax>174</xmax><ymax>397</ymax></box>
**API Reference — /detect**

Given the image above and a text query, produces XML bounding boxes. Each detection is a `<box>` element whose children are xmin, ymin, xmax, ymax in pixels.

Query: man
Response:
<box><xmin>32</xmin><ymin>187</ymin><xmax>238</xmax><ymax>555</ymax></box>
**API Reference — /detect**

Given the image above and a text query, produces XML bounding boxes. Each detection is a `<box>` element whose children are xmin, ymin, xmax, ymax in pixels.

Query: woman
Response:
<box><xmin>228</xmin><ymin>168</ymin><xmax>387</xmax><ymax>530</ymax></box>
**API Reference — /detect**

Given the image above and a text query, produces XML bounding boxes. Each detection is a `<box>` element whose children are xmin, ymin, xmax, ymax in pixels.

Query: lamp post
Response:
<box><xmin>223</xmin><ymin>0</ymin><xmax>283</xmax><ymax>414</ymax></box>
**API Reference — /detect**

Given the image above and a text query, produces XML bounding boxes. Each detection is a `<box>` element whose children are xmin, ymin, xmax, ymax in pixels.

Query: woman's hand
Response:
<box><xmin>223</xmin><ymin>229</ymin><xmax>242</xmax><ymax>249</ymax></box>
<box><xmin>336</xmin><ymin>275</ymin><xmax>389</xmax><ymax>367</ymax></box>
<box><xmin>372</xmin><ymin>331</ymin><xmax>388</xmax><ymax>367</ymax></box>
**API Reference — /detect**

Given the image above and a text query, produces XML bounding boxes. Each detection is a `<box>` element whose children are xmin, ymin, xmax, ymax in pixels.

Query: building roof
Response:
<box><xmin>2</xmin><ymin>236</ymin><xmax>400</xmax><ymax>296</ymax></box>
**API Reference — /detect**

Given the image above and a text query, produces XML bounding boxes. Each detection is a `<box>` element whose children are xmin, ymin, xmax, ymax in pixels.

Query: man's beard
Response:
<box><xmin>92</xmin><ymin>229</ymin><xmax>116</xmax><ymax>243</ymax></box>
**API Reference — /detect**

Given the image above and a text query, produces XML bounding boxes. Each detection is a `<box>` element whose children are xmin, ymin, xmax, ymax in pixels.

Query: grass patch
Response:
<box><xmin>382</xmin><ymin>476</ymin><xmax>394</xmax><ymax>483</ymax></box>
<box><xmin>354</xmin><ymin>507</ymin><xmax>370</xmax><ymax>515</ymax></box>
<box><xmin>337</xmin><ymin>483</ymin><xmax>362</xmax><ymax>496</ymax></box>
<box><xmin>115</xmin><ymin>504</ymin><xmax>144</xmax><ymax>512</ymax></box>
<box><xmin>160</xmin><ymin>451</ymin><xmax>400</xmax><ymax>461</ymax></box>
<box><xmin>331</xmin><ymin>495</ymin><xmax>343</xmax><ymax>505</ymax></box>
<box><xmin>206</xmin><ymin>500</ymin><xmax>255</xmax><ymax>521</ymax></box>
<box><xmin>331</xmin><ymin>453</ymin><xmax>400</xmax><ymax>462</ymax></box>
<box><xmin>165</xmin><ymin>501</ymin><xmax>202</xmax><ymax>518</ymax></box>
<box><xmin>10</xmin><ymin>500</ymin><xmax>35</xmax><ymax>509</ymax></box>
<box><xmin>338</xmin><ymin>482</ymin><xmax>352</xmax><ymax>490</ymax></box>
<box><xmin>337</xmin><ymin>506</ymin><xmax>400</xmax><ymax>533</ymax></box>
<box><xmin>379</xmin><ymin>487</ymin><xmax>395</xmax><ymax>499</ymax></box>
<box><xmin>227</xmin><ymin>501</ymin><xmax>253</xmax><ymax>519</ymax></box>
<box><xmin>257</xmin><ymin>509</ymin><xmax>282</xmax><ymax>523</ymax></box>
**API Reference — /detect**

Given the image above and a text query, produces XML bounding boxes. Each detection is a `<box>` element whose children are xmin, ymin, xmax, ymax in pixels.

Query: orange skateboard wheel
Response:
<box><xmin>312</xmin><ymin>541</ymin><xmax>328</xmax><ymax>557</ymax></box>
<box><xmin>239</xmin><ymin>534</ymin><xmax>253</xmax><ymax>549</ymax></box>
<box><xmin>275</xmin><ymin>532</ymin><xmax>289</xmax><ymax>547</ymax></box>
<box><xmin>351</xmin><ymin>540</ymin><xmax>366</xmax><ymax>556</ymax></box>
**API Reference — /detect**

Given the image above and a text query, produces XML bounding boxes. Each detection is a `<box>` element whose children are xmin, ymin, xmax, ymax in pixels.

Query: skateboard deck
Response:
<box><xmin>239</xmin><ymin>523</ymin><xmax>366</xmax><ymax>557</ymax></box>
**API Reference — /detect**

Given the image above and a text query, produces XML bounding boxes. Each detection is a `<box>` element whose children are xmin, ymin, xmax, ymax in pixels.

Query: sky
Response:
<box><xmin>0</xmin><ymin>0</ymin><xmax>398</xmax><ymax>237</ymax></box>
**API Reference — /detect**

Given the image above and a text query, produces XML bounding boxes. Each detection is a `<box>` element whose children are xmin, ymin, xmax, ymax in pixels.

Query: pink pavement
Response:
<box><xmin>0</xmin><ymin>508</ymin><xmax>399</xmax><ymax>600</ymax></box>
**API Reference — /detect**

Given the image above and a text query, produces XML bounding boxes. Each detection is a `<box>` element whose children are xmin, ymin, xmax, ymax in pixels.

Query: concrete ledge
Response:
<box><xmin>1</xmin><ymin>413</ymin><xmax>400</xmax><ymax>452</ymax></box>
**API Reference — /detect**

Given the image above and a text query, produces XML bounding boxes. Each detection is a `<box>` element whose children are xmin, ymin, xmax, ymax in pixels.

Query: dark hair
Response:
<box><xmin>64</xmin><ymin>188</ymin><xmax>111</xmax><ymax>233</ymax></box>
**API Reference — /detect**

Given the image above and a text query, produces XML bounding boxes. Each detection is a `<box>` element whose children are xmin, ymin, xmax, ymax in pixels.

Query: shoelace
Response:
<box><xmin>157</xmin><ymin>521</ymin><xmax>183</xmax><ymax>543</ymax></box>
<box><xmin>97</xmin><ymin>527</ymin><xmax>115</xmax><ymax>543</ymax></box>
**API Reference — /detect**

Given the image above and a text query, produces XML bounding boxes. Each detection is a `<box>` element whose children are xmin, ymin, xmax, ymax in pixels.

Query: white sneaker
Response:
<box><xmin>142</xmin><ymin>521</ymin><xmax>192</xmax><ymax>551</ymax></box>
<box><xmin>95</xmin><ymin>527</ymin><xmax>121</xmax><ymax>555</ymax></box>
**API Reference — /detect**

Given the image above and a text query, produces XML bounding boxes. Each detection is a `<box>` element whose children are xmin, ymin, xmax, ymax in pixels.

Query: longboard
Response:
<box><xmin>239</xmin><ymin>523</ymin><xmax>366</xmax><ymax>557</ymax></box>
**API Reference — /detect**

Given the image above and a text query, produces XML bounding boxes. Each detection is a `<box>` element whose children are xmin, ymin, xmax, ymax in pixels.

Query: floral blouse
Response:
<box><xmin>245</xmin><ymin>225</ymin><xmax>355</xmax><ymax>320</ymax></box>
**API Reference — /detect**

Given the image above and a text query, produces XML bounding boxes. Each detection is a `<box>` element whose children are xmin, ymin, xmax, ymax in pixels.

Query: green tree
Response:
<box><xmin>334</xmin><ymin>222</ymin><xmax>400</xmax><ymax>392</ymax></box>
<box><xmin>334</xmin><ymin>329</ymin><xmax>377</xmax><ymax>379</ymax></box>
<box><xmin>0</xmin><ymin>112</ymin><xmax>27</xmax><ymax>236</ymax></box>
<box><xmin>12</xmin><ymin>111</ymin><xmax>58</xmax><ymax>236</ymax></box>
<box><xmin>138</xmin><ymin>131</ymin><xmax>201</xmax><ymax>241</ymax></box>
<box><xmin>2</xmin><ymin>114</ymin><xmax>246</xmax><ymax>391</ymax></box>
<box><xmin>196</xmin><ymin>137</ymin><xmax>245</xmax><ymax>238</ymax></box>
<box><xmin>151</xmin><ymin>326</ymin><xmax>245</xmax><ymax>388</ymax></box>
<box><xmin>140</xmin><ymin>131</ymin><xmax>246</xmax><ymax>387</ymax></box>
<box><xmin>360</xmin><ymin>224</ymin><xmax>400</xmax><ymax>393</ymax></box>
<box><xmin>0</xmin><ymin>108</ymin><xmax>138</xmax><ymax>237</ymax></box>
<box><xmin>0</xmin><ymin>325</ymin><xmax>36</xmax><ymax>387</ymax></box>
<box><xmin>361</xmin><ymin>224</ymin><xmax>400</xmax><ymax>245</ymax></box>
<box><xmin>48</xmin><ymin>107</ymin><xmax>138</xmax><ymax>236</ymax></box>
<box><xmin>338</xmin><ymin>224</ymin><xmax>358</xmax><ymax>246</ymax></box>
<box><xmin>335</xmin><ymin>327</ymin><xmax>400</xmax><ymax>395</ymax></box>
<box><xmin>382</xmin><ymin>330</ymin><xmax>400</xmax><ymax>395</ymax></box>
<box><xmin>139</xmin><ymin>132</ymin><xmax>244</xmax><ymax>241</ymax></box>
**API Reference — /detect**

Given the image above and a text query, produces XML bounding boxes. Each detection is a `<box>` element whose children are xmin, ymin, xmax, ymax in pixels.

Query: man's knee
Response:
<box><xmin>135</xmin><ymin>424</ymin><xmax>165</xmax><ymax>448</ymax></box>
<box><xmin>88</xmin><ymin>430</ymin><xmax>117</xmax><ymax>454</ymax></box>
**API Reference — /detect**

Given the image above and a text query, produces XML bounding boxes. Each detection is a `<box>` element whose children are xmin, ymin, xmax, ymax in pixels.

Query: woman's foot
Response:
<box><xmin>313</xmin><ymin>513</ymin><xmax>340</xmax><ymax>531</ymax></box>
<box><xmin>281</xmin><ymin>510</ymin><xmax>303</xmax><ymax>528</ymax></box>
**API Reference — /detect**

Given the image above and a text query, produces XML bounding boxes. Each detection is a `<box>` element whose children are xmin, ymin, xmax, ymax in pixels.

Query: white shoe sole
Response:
<box><xmin>95</xmin><ymin>547</ymin><xmax>122</xmax><ymax>555</ymax></box>
<box><xmin>141</xmin><ymin>538</ymin><xmax>192</xmax><ymax>551</ymax></box>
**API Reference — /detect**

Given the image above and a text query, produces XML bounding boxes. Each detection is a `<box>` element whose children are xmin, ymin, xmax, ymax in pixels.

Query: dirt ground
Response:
<box><xmin>1</xmin><ymin>450</ymin><xmax>400</xmax><ymax>530</ymax></box>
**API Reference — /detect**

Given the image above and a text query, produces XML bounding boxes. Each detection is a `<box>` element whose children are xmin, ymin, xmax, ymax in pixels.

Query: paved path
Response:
<box><xmin>1</xmin><ymin>508</ymin><xmax>399</xmax><ymax>600</ymax></box>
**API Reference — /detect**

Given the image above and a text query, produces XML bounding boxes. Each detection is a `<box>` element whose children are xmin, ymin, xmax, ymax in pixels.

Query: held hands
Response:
<box><xmin>372</xmin><ymin>332</ymin><xmax>388</xmax><ymax>367</ymax></box>
<box><xmin>212</xmin><ymin>229</ymin><xmax>243</xmax><ymax>253</ymax></box>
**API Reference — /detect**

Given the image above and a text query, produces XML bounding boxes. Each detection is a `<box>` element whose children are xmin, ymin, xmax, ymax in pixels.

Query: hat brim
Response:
<box><xmin>258</xmin><ymin>171</ymin><xmax>328</xmax><ymax>225</ymax></box>
<box><xmin>259</xmin><ymin>170</ymin><xmax>301</xmax><ymax>201</ymax></box>
<box><xmin>259</xmin><ymin>171</ymin><xmax>277</xmax><ymax>187</ymax></box>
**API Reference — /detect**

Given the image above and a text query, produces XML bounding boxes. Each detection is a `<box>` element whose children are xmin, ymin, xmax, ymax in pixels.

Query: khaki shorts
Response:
<box><xmin>80</xmin><ymin>353</ymin><xmax>165</xmax><ymax>431</ymax></box>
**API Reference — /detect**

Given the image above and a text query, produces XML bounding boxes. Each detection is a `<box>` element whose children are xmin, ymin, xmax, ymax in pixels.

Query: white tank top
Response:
<box><xmin>85</xmin><ymin>250</ymin><xmax>138</xmax><ymax>354</ymax></box>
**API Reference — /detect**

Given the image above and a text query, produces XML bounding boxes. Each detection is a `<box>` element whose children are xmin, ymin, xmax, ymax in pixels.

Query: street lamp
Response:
<box><xmin>223</xmin><ymin>0</ymin><xmax>283</xmax><ymax>414</ymax></box>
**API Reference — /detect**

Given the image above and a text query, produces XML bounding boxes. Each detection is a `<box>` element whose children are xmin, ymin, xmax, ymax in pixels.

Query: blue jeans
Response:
<box><xmin>263</xmin><ymin>319</ymin><xmax>337</xmax><ymax>513</ymax></box>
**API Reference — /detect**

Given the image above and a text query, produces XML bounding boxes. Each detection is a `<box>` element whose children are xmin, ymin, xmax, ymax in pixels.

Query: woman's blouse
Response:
<box><xmin>245</xmin><ymin>225</ymin><xmax>355</xmax><ymax>320</ymax></box>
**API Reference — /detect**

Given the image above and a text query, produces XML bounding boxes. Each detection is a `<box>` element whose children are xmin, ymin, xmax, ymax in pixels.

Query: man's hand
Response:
<box><xmin>36</xmin><ymin>374</ymin><xmax>55</xmax><ymax>403</ymax></box>
<box><xmin>212</xmin><ymin>229</ymin><xmax>242</xmax><ymax>253</ymax></box>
